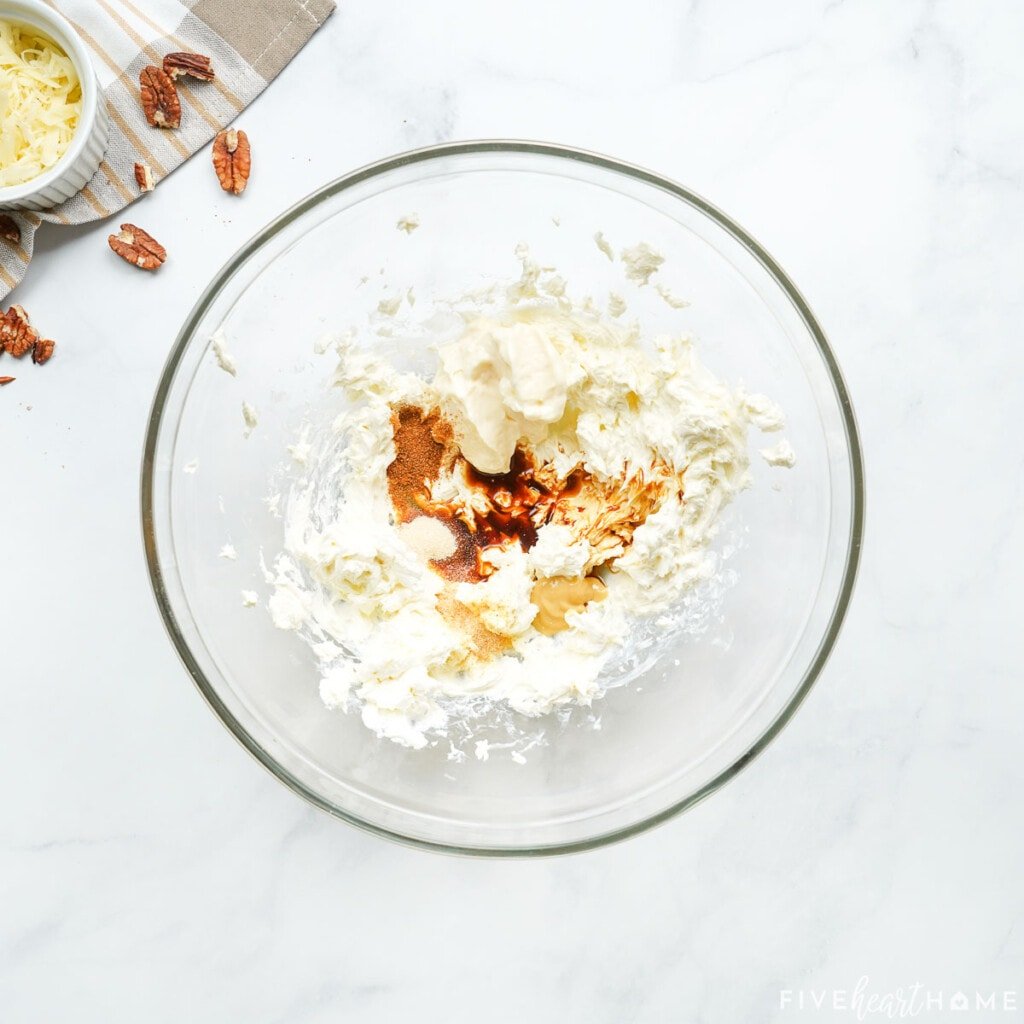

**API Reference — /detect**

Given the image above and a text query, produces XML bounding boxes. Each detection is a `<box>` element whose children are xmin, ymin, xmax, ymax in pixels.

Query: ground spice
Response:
<box><xmin>386</xmin><ymin>404</ymin><xmax>452</xmax><ymax>520</ymax></box>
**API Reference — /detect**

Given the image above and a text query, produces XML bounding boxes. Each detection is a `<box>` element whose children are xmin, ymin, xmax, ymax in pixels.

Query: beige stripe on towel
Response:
<box><xmin>115</xmin><ymin>0</ymin><xmax>246</xmax><ymax>111</ymax></box>
<box><xmin>96</xmin><ymin>0</ymin><xmax>223</xmax><ymax>133</ymax></box>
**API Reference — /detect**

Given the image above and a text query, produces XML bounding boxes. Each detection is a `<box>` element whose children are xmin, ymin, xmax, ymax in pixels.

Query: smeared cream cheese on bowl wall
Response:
<box><xmin>0</xmin><ymin>1</ymin><xmax>107</xmax><ymax>210</ymax></box>
<box><xmin>263</xmin><ymin>245</ymin><xmax>795</xmax><ymax>751</ymax></box>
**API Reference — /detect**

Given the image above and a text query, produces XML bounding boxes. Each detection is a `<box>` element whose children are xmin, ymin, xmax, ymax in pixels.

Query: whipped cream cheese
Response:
<box><xmin>396</xmin><ymin>213</ymin><xmax>420</xmax><ymax>234</ymax></box>
<box><xmin>242</xmin><ymin>401</ymin><xmax>258</xmax><ymax>437</ymax></box>
<box><xmin>620</xmin><ymin>242</ymin><xmax>664</xmax><ymax>285</ymax></box>
<box><xmin>655</xmin><ymin>283</ymin><xmax>689</xmax><ymax>309</ymax></box>
<box><xmin>759</xmin><ymin>439</ymin><xmax>797</xmax><ymax>468</ymax></box>
<box><xmin>266</xmin><ymin>256</ymin><xmax>794</xmax><ymax>750</ymax></box>
<box><xmin>210</xmin><ymin>328</ymin><xmax>237</xmax><ymax>376</ymax></box>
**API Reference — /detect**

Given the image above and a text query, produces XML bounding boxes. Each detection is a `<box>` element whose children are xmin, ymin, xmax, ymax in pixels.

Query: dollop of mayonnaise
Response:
<box><xmin>434</xmin><ymin>317</ymin><xmax>570</xmax><ymax>474</ymax></box>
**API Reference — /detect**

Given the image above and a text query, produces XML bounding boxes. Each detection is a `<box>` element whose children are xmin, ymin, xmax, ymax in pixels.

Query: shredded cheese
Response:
<box><xmin>0</xmin><ymin>21</ymin><xmax>82</xmax><ymax>188</ymax></box>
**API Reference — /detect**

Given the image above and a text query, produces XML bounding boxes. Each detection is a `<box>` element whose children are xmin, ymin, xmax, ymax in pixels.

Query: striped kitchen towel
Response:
<box><xmin>0</xmin><ymin>0</ymin><xmax>334</xmax><ymax>299</ymax></box>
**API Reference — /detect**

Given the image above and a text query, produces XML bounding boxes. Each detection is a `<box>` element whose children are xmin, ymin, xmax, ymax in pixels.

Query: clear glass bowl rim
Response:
<box><xmin>141</xmin><ymin>140</ymin><xmax>866</xmax><ymax>857</ymax></box>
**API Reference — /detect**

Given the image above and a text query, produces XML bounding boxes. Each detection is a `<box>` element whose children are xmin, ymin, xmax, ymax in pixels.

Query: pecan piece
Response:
<box><xmin>0</xmin><ymin>214</ymin><xmax>20</xmax><ymax>244</ymax></box>
<box><xmin>140</xmin><ymin>65</ymin><xmax>181</xmax><ymax>128</ymax></box>
<box><xmin>134</xmin><ymin>161</ymin><xmax>155</xmax><ymax>192</ymax></box>
<box><xmin>0</xmin><ymin>376</ymin><xmax>14</xmax><ymax>386</ymax></box>
<box><xmin>0</xmin><ymin>305</ymin><xmax>38</xmax><ymax>357</ymax></box>
<box><xmin>212</xmin><ymin>128</ymin><xmax>251</xmax><ymax>195</ymax></box>
<box><xmin>163</xmin><ymin>52</ymin><xmax>214</xmax><ymax>82</ymax></box>
<box><xmin>32</xmin><ymin>339</ymin><xmax>55</xmax><ymax>365</ymax></box>
<box><xmin>108</xmin><ymin>224</ymin><xmax>167</xmax><ymax>271</ymax></box>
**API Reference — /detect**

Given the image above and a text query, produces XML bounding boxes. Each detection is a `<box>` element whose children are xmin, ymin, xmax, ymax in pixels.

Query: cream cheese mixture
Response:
<box><xmin>266</xmin><ymin>258</ymin><xmax>792</xmax><ymax>749</ymax></box>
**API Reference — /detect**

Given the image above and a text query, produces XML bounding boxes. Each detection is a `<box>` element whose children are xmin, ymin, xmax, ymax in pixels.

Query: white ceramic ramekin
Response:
<box><xmin>0</xmin><ymin>0</ymin><xmax>109</xmax><ymax>210</ymax></box>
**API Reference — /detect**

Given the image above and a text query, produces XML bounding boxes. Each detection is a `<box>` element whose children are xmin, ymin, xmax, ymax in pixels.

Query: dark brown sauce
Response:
<box><xmin>461</xmin><ymin>448</ymin><xmax>585</xmax><ymax>551</ymax></box>
<box><xmin>388</xmin><ymin>403</ymin><xmax>598</xmax><ymax>582</ymax></box>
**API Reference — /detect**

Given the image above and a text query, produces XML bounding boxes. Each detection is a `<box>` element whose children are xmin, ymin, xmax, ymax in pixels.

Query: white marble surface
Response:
<box><xmin>2</xmin><ymin>1</ymin><xmax>1023</xmax><ymax>1020</ymax></box>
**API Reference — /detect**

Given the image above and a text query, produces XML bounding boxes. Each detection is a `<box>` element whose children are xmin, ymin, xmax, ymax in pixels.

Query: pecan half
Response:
<box><xmin>163</xmin><ymin>52</ymin><xmax>214</xmax><ymax>81</ymax></box>
<box><xmin>0</xmin><ymin>305</ymin><xmax>38</xmax><ymax>357</ymax></box>
<box><xmin>134</xmin><ymin>161</ymin><xmax>155</xmax><ymax>192</ymax></box>
<box><xmin>212</xmin><ymin>128</ymin><xmax>251</xmax><ymax>195</ymax></box>
<box><xmin>32</xmin><ymin>339</ymin><xmax>55</xmax><ymax>365</ymax></box>
<box><xmin>0</xmin><ymin>376</ymin><xmax>14</xmax><ymax>386</ymax></box>
<box><xmin>108</xmin><ymin>224</ymin><xmax>167</xmax><ymax>271</ymax></box>
<box><xmin>140</xmin><ymin>65</ymin><xmax>181</xmax><ymax>129</ymax></box>
<box><xmin>0</xmin><ymin>214</ymin><xmax>20</xmax><ymax>244</ymax></box>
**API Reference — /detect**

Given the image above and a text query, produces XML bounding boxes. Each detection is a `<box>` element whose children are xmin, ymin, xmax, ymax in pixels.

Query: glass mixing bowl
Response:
<box><xmin>142</xmin><ymin>142</ymin><xmax>863</xmax><ymax>855</ymax></box>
